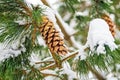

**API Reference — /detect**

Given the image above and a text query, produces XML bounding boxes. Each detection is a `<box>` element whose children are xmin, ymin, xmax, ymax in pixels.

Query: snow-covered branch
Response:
<box><xmin>85</xmin><ymin>18</ymin><xmax>118</xmax><ymax>54</ymax></box>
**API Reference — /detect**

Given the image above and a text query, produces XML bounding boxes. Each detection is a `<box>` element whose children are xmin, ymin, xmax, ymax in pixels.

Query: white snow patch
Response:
<box><xmin>41</xmin><ymin>65</ymin><xmax>59</xmax><ymax>80</ymax></box>
<box><xmin>74</xmin><ymin>48</ymin><xmax>87</xmax><ymax>60</ymax></box>
<box><xmin>46</xmin><ymin>0</ymin><xmax>60</xmax><ymax>10</ymax></box>
<box><xmin>106</xmin><ymin>73</ymin><xmax>118</xmax><ymax>80</ymax></box>
<box><xmin>63</xmin><ymin>12</ymin><xmax>71</xmax><ymax>21</ymax></box>
<box><xmin>75</xmin><ymin>10</ymin><xmax>89</xmax><ymax>16</ymax></box>
<box><xmin>115</xmin><ymin>29</ymin><xmax>120</xmax><ymax>39</ymax></box>
<box><xmin>69</xmin><ymin>18</ymin><xmax>78</xmax><ymax>28</ymax></box>
<box><xmin>60</xmin><ymin>62</ymin><xmax>77</xmax><ymax>80</ymax></box>
<box><xmin>85</xmin><ymin>0</ymin><xmax>92</xmax><ymax>6</ymax></box>
<box><xmin>44</xmin><ymin>76</ymin><xmax>58</xmax><ymax>80</ymax></box>
<box><xmin>0</xmin><ymin>37</ymin><xmax>26</xmax><ymax>63</ymax></box>
<box><xmin>110</xmin><ymin>14</ymin><xmax>115</xmax><ymax>21</ymax></box>
<box><xmin>41</xmin><ymin>69</ymin><xmax>56</xmax><ymax>75</ymax></box>
<box><xmin>28</xmin><ymin>53</ymin><xmax>41</xmax><ymax>69</ymax></box>
<box><xmin>37</xmin><ymin>35</ymin><xmax>46</xmax><ymax>47</ymax></box>
<box><xmin>15</xmin><ymin>19</ymin><xmax>27</xmax><ymax>25</ymax></box>
<box><xmin>85</xmin><ymin>18</ymin><xmax>117</xmax><ymax>54</ymax></box>
<box><xmin>70</xmin><ymin>36</ymin><xmax>82</xmax><ymax>49</ymax></box>
<box><xmin>0</xmin><ymin>43</ymin><xmax>4</xmax><ymax>50</ymax></box>
<box><xmin>24</xmin><ymin>0</ymin><xmax>43</xmax><ymax>7</ymax></box>
<box><xmin>42</xmin><ymin>57</ymin><xmax>53</xmax><ymax>61</ymax></box>
<box><xmin>55</xmin><ymin>11</ymin><xmax>76</xmax><ymax>36</ymax></box>
<box><xmin>0</xmin><ymin>49</ymin><xmax>21</xmax><ymax>62</ymax></box>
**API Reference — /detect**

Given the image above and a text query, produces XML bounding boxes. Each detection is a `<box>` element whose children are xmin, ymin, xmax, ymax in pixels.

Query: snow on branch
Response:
<box><xmin>0</xmin><ymin>32</ymin><xmax>28</xmax><ymax>63</ymax></box>
<box><xmin>74</xmin><ymin>48</ymin><xmax>87</xmax><ymax>60</ymax></box>
<box><xmin>0</xmin><ymin>49</ymin><xmax>21</xmax><ymax>62</ymax></box>
<box><xmin>24</xmin><ymin>0</ymin><xmax>43</xmax><ymax>7</ymax></box>
<box><xmin>60</xmin><ymin>62</ymin><xmax>77</xmax><ymax>80</ymax></box>
<box><xmin>28</xmin><ymin>53</ymin><xmax>42</xmax><ymax>69</ymax></box>
<box><xmin>0</xmin><ymin>42</ymin><xmax>26</xmax><ymax>63</ymax></box>
<box><xmin>85</xmin><ymin>18</ymin><xmax>118</xmax><ymax>54</ymax></box>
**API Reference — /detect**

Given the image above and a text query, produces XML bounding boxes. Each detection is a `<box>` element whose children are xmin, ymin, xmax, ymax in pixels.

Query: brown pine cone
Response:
<box><xmin>39</xmin><ymin>16</ymin><xmax>68</xmax><ymax>55</ymax></box>
<box><xmin>102</xmin><ymin>14</ymin><xmax>115</xmax><ymax>37</ymax></box>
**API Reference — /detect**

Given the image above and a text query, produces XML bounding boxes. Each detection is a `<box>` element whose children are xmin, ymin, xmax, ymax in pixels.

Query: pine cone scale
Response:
<box><xmin>39</xmin><ymin>16</ymin><xmax>68</xmax><ymax>55</ymax></box>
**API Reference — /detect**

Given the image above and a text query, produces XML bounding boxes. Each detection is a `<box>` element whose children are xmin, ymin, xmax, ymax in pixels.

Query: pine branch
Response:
<box><xmin>86</xmin><ymin>61</ymin><xmax>106</xmax><ymax>80</ymax></box>
<box><xmin>35</xmin><ymin>61</ymin><xmax>54</xmax><ymax>64</ymax></box>
<box><xmin>38</xmin><ymin>51</ymin><xmax>79</xmax><ymax>71</ymax></box>
<box><xmin>16</xmin><ymin>0</ymin><xmax>32</xmax><ymax>16</ymax></box>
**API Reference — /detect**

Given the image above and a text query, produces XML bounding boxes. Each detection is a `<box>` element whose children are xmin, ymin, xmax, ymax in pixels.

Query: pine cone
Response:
<box><xmin>102</xmin><ymin>14</ymin><xmax>115</xmax><ymax>37</ymax></box>
<box><xmin>39</xmin><ymin>16</ymin><xmax>68</xmax><ymax>55</ymax></box>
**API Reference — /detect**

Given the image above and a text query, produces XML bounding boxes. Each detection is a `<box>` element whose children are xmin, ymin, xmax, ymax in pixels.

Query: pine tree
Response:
<box><xmin>0</xmin><ymin>0</ymin><xmax>120</xmax><ymax>80</ymax></box>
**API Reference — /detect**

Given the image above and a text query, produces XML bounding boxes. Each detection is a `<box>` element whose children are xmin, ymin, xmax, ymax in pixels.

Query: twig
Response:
<box><xmin>40</xmin><ymin>63</ymin><xmax>57</xmax><ymax>71</ymax></box>
<box><xmin>36</xmin><ymin>61</ymin><xmax>54</xmax><ymax>64</ymax></box>
<box><xmin>49</xmin><ymin>51</ymin><xmax>62</xmax><ymax>69</ymax></box>
<box><xmin>62</xmin><ymin>52</ymin><xmax>79</xmax><ymax>62</ymax></box>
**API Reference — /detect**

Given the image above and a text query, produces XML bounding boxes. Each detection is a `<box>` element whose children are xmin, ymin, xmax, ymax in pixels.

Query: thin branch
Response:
<box><xmin>62</xmin><ymin>52</ymin><xmax>78</xmax><ymax>62</ymax></box>
<box><xmin>35</xmin><ymin>61</ymin><xmax>54</xmax><ymax>64</ymax></box>
<box><xmin>38</xmin><ymin>52</ymin><xmax>79</xmax><ymax>71</ymax></box>
<box><xmin>40</xmin><ymin>63</ymin><xmax>57</xmax><ymax>71</ymax></box>
<box><xmin>49</xmin><ymin>51</ymin><xmax>62</xmax><ymax>69</ymax></box>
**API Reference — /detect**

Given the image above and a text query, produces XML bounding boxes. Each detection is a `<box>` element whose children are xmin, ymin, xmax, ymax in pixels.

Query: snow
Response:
<box><xmin>60</xmin><ymin>62</ymin><xmax>77</xmax><ymax>80</ymax></box>
<box><xmin>0</xmin><ymin>37</ymin><xmax>26</xmax><ymax>63</ymax></box>
<box><xmin>41</xmin><ymin>66</ymin><xmax>59</xmax><ymax>80</ymax></box>
<box><xmin>85</xmin><ymin>18</ymin><xmax>118</xmax><ymax>54</ymax></box>
<box><xmin>0</xmin><ymin>30</ymin><xmax>28</xmax><ymax>63</ymax></box>
<box><xmin>28</xmin><ymin>53</ymin><xmax>41</xmax><ymax>68</ymax></box>
<box><xmin>0</xmin><ymin>49</ymin><xmax>21</xmax><ymax>62</ymax></box>
<box><xmin>24</xmin><ymin>0</ymin><xmax>43</xmax><ymax>7</ymax></box>
<box><xmin>74</xmin><ymin>48</ymin><xmax>87</xmax><ymax>60</ymax></box>
<box><xmin>75</xmin><ymin>10</ymin><xmax>89</xmax><ymax>16</ymax></box>
<box><xmin>55</xmin><ymin>11</ymin><xmax>76</xmax><ymax>36</ymax></box>
<box><xmin>37</xmin><ymin>35</ymin><xmax>46</xmax><ymax>47</ymax></box>
<box><xmin>0</xmin><ymin>43</ymin><xmax>26</xmax><ymax>63</ymax></box>
<box><xmin>44</xmin><ymin>76</ymin><xmax>57</xmax><ymax>80</ymax></box>
<box><xmin>24</xmin><ymin>0</ymin><xmax>56</xmax><ymax>25</ymax></box>
<box><xmin>41</xmin><ymin>69</ymin><xmax>56</xmax><ymax>75</ymax></box>
<box><xmin>70</xmin><ymin>36</ymin><xmax>82</xmax><ymax>48</ymax></box>
<box><xmin>15</xmin><ymin>19</ymin><xmax>27</xmax><ymax>25</ymax></box>
<box><xmin>55</xmin><ymin>11</ymin><xmax>82</xmax><ymax>49</ymax></box>
<box><xmin>106</xmin><ymin>73</ymin><xmax>118</xmax><ymax>80</ymax></box>
<box><xmin>115</xmin><ymin>29</ymin><xmax>120</xmax><ymax>39</ymax></box>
